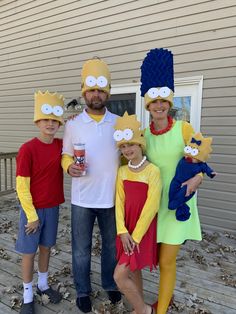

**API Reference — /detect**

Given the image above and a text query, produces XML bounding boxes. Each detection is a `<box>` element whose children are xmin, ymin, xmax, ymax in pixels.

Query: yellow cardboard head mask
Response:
<box><xmin>113</xmin><ymin>111</ymin><xmax>146</xmax><ymax>152</ymax></box>
<box><xmin>81</xmin><ymin>58</ymin><xmax>111</xmax><ymax>96</ymax></box>
<box><xmin>184</xmin><ymin>132</ymin><xmax>213</xmax><ymax>162</ymax></box>
<box><xmin>34</xmin><ymin>91</ymin><xmax>64</xmax><ymax>125</ymax></box>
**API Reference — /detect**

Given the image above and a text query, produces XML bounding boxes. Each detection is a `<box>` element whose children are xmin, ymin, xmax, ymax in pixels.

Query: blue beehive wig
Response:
<box><xmin>140</xmin><ymin>48</ymin><xmax>174</xmax><ymax>97</ymax></box>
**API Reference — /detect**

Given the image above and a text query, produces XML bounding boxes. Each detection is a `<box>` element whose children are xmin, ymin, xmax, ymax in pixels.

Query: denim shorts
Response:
<box><xmin>15</xmin><ymin>205</ymin><xmax>59</xmax><ymax>254</ymax></box>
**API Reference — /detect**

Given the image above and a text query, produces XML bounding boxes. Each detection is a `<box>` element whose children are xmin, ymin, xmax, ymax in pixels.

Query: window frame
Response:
<box><xmin>110</xmin><ymin>76</ymin><xmax>203</xmax><ymax>131</ymax></box>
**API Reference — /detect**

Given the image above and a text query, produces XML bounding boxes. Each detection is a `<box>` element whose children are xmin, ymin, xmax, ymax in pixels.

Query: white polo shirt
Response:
<box><xmin>62</xmin><ymin>108</ymin><xmax>119</xmax><ymax>208</ymax></box>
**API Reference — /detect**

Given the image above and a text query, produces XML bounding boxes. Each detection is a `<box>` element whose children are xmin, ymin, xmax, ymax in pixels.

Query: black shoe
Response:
<box><xmin>107</xmin><ymin>290</ymin><xmax>122</xmax><ymax>304</ymax></box>
<box><xmin>36</xmin><ymin>285</ymin><xmax>62</xmax><ymax>304</ymax></box>
<box><xmin>76</xmin><ymin>296</ymin><xmax>92</xmax><ymax>313</ymax></box>
<box><xmin>20</xmin><ymin>300</ymin><xmax>35</xmax><ymax>314</ymax></box>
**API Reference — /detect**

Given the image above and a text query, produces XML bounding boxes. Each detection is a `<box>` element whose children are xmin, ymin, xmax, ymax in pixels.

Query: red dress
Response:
<box><xmin>115</xmin><ymin>164</ymin><xmax>162</xmax><ymax>271</ymax></box>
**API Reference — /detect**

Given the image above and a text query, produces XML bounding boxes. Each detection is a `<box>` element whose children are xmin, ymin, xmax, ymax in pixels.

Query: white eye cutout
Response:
<box><xmin>41</xmin><ymin>104</ymin><xmax>53</xmax><ymax>115</ymax></box>
<box><xmin>113</xmin><ymin>130</ymin><xmax>123</xmax><ymax>142</ymax></box>
<box><xmin>184</xmin><ymin>145</ymin><xmax>192</xmax><ymax>154</ymax></box>
<box><xmin>159</xmin><ymin>87</ymin><xmax>171</xmax><ymax>98</ymax></box>
<box><xmin>123</xmin><ymin>128</ymin><xmax>133</xmax><ymax>140</ymax></box>
<box><xmin>191</xmin><ymin>148</ymin><xmax>199</xmax><ymax>156</ymax></box>
<box><xmin>147</xmin><ymin>88</ymin><xmax>159</xmax><ymax>99</ymax></box>
<box><xmin>97</xmin><ymin>76</ymin><xmax>108</xmax><ymax>88</ymax></box>
<box><xmin>85</xmin><ymin>76</ymin><xmax>96</xmax><ymax>87</ymax></box>
<box><xmin>52</xmin><ymin>106</ymin><xmax>64</xmax><ymax>117</ymax></box>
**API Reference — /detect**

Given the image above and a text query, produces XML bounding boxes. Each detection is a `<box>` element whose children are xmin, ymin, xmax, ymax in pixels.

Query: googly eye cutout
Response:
<box><xmin>85</xmin><ymin>76</ymin><xmax>96</xmax><ymax>87</ymax></box>
<box><xmin>113</xmin><ymin>130</ymin><xmax>123</xmax><ymax>142</ymax></box>
<box><xmin>41</xmin><ymin>104</ymin><xmax>53</xmax><ymax>115</ymax></box>
<box><xmin>147</xmin><ymin>88</ymin><xmax>159</xmax><ymax>99</ymax></box>
<box><xmin>97</xmin><ymin>76</ymin><xmax>108</xmax><ymax>88</ymax></box>
<box><xmin>191</xmin><ymin>148</ymin><xmax>199</xmax><ymax>156</ymax></box>
<box><xmin>52</xmin><ymin>106</ymin><xmax>64</xmax><ymax>117</ymax></box>
<box><xmin>123</xmin><ymin>128</ymin><xmax>133</xmax><ymax>140</ymax></box>
<box><xmin>184</xmin><ymin>145</ymin><xmax>192</xmax><ymax>154</ymax></box>
<box><xmin>159</xmin><ymin>87</ymin><xmax>171</xmax><ymax>98</ymax></box>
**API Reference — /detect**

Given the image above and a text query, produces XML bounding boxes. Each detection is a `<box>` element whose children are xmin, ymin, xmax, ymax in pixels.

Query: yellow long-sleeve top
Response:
<box><xmin>115</xmin><ymin>163</ymin><xmax>162</xmax><ymax>244</ymax></box>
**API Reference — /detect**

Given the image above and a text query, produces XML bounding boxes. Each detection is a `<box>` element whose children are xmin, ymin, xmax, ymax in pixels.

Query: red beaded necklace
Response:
<box><xmin>150</xmin><ymin>115</ymin><xmax>173</xmax><ymax>136</ymax></box>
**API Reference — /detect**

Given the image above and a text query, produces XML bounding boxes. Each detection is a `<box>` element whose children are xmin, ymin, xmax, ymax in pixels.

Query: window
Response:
<box><xmin>110</xmin><ymin>76</ymin><xmax>203</xmax><ymax>131</ymax></box>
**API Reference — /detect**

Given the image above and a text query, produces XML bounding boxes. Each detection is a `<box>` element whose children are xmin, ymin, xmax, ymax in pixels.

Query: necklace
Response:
<box><xmin>128</xmin><ymin>156</ymin><xmax>147</xmax><ymax>169</ymax></box>
<box><xmin>150</xmin><ymin>115</ymin><xmax>173</xmax><ymax>135</ymax></box>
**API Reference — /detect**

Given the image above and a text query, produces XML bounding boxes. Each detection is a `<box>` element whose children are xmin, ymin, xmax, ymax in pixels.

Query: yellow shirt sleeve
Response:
<box><xmin>115</xmin><ymin>168</ymin><xmax>128</xmax><ymax>235</ymax></box>
<box><xmin>132</xmin><ymin>166</ymin><xmax>162</xmax><ymax>243</ymax></box>
<box><xmin>61</xmin><ymin>154</ymin><xmax>74</xmax><ymax>173</ymax></box>
<box><xmin>16</xmin><ymin>176</ymin><xmax>38</xmax><ymax>223</ymax></box>
<box><xmin>182</xmin><ymin>121</ymin><xmax>194</xmax><ymax>144</ymax></box>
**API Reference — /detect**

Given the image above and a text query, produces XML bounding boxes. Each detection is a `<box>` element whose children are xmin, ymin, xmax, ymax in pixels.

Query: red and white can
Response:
<box><xmin>74</xmin><ymin>143</ymin><xmax>86</xmax><ymax>176</ymax></box>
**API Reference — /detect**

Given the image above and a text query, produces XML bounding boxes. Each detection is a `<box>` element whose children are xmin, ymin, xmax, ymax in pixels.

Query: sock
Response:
<box><xmin>37</xmin><ymin>271</ymin><xmax>49</xmax><ymax>291</ymax></box>
<box><xmin>23</xmin><ymin>281</ymin><xmax>33</xmax><ymax>304</ymax></box>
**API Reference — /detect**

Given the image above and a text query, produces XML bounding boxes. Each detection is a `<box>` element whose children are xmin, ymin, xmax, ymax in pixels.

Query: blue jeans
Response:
<box><xmin>71</xmin><ymin>204</ymin><xmax>117</xmax><ymax>297</ymax></box>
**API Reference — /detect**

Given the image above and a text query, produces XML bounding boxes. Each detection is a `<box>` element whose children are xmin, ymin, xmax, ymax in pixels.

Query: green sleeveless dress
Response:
<box><xmin>145</xmin><ymin>121</ymin><xmax>202</xmax><ymax>244</ymax></box>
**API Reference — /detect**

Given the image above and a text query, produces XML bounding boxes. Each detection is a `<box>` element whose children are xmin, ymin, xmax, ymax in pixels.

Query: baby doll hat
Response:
<box><xmin>184</xmin><ymin>132</ymin><xmax>213</xmax><ymax>162</ymax></box>
<box><xmin>140</xmin><ymin>48</ymin><xmax>174</xmax><ymax>109</ymax></box>
<box><xmin>81</xmin><ymin>57</ymin><xmax>111</xmax><ymax>96</ymax></box>
<box><xmin>34</xmin><ymin>90</ymin><xmax>64</xmax><ymax>125</ymax></box>
<box><xmin>113</xmin><ymin>111</ymin><xmax>146</xmax><ymax>151</ymax></box>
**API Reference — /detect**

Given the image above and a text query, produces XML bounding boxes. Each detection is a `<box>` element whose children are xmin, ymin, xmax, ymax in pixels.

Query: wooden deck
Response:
<box><xmin>0</xmin><ymin>195</ymin><xmax>235</xmax><ymax>314</ymax></box>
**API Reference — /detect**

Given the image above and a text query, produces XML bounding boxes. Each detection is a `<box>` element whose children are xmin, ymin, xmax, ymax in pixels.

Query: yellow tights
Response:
<box><xmin>157</xmin><ymin>243</ymin><xmax>181</xmax><ymax>314</ymax></box>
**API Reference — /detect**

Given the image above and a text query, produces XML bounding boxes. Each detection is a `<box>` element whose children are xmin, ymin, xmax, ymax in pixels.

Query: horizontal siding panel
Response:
<box><xmin>199</xmin><ymin>189</ymin><xmax>236</xmax><ymax>202</ymax></box>
<box><xmin>202</xmin><ymin>126</ymin><xmax>236</xmax><ymax>136</ymax></box>
<box><xmin>212</xmin><ymin>145</ymin><xmax>236</xmax><ymax>155</ymax></box>
<box><xmin>201</xmin><ymin>116</ymin><xmax>236</xmax><ymax>125</ymax></box>
<box><xmin>201</xmin><ymin>181</ymin><xmax>235</xmax><ymax>193</ymax></box>
<box><xmin>198</xmin><ymin>206</ymin><xmax>235</xmax><ymax>221</ymax></box>
<box><xmin>0</xmin><ymin>0</ymin><xmax>229</xmax><ymax>36</ymax></box>
<box><xmin>1</xmin><ymin>5</ymin><xmax>236</xmax><ymax>54</ymax></box>
<box><xmin>1</xmin><ymin>18</ymin><xmax>236</xmax><ymax>65</ymax></box>
<box><xmin>209</xmin><ymin>136</ymin><xmax>235</xmax><ymax>146</ymax></box>
<box><xmin>201</xmin><ymin>163</ymin><xmax>236</xmax><ymax>174</ymax></box>
<box><xmin>210</xmin><ymin>155</ymin><xmax>235</xmax><ymax>164</ymax></box>
<box><xmin>202</xmin><ymin>97</ymin><xmax>236</xmax><ymax>108</ymax></box>
<box><xmin>200</xmin><ymin>215</ymin><xmax>235</xmax><ymax>233</ymax></box>
<box><xmin>198</xmin><ymin>197</ymin><xmax>235</xmax><ymax>211</ymax></box>
<box><xmin>202</xmin><ymin>106</ymin><xmax>236</xmax><ymax>117</ymax></box>
<box><xmin>1</xmin><ymin>28</ymin><xmax>236</xmax><ymax>74</ymax></box>
<box><xmin>0</xmin><ymin>0</ymin><xmax>111</xmax><ymax>24</ymax></box>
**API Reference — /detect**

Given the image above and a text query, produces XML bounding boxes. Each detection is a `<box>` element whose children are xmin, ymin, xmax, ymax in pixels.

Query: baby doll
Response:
<box><xmin>168</xmin><ymin>132</ymin><xmax>216</xmax><ymax>221</ymax></box>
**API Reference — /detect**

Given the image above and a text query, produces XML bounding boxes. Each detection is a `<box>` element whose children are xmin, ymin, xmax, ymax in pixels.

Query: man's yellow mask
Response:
<box><xmin>81</xmin><ymin>58</ymin><xmax>111</xmax><ymax>96</ymax></box>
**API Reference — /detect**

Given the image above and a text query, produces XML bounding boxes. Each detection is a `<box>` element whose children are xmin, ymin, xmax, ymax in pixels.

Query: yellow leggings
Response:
<box><xmin>157</xmin><ymin>243</ymin><xmax>181</xmax><ymax>314</ymax></box>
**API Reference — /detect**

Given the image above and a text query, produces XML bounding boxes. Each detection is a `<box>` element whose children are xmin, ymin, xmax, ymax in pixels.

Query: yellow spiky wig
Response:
<box><xmin>184</xmin><ymin>132</ymin><xmax>213</xmax><ymax>162</ymax></box>
<box><xmin>113</xmin><ymin>111</ymin><xmax>146</xmax><ymax>151</ymax></box>
<box><xmin>34</xmin><ymin>90</ymin><xmax>64</xmax><ymax>125</ymax></box>
<box><xmin>81</xmin><ymin>57</ymin><xmax>111</xmax><ymax>96</ymax></box>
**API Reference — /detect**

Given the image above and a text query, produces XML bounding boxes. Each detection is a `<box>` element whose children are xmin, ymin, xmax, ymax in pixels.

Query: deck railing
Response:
<box><xmin>0</xmin><ymin>152</ymin><xmax>17</xmax><ymax>196</ymax></box>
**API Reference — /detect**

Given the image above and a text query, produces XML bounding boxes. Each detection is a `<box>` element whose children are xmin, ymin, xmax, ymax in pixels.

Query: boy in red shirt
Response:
<box><xmin>15</xmin><ymin>91</ymin><xmax>65</xmax><ymax>314</ymax></box>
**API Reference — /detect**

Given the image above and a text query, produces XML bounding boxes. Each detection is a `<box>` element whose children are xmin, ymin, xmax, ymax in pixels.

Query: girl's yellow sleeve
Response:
<box><xmin>115</xmin><ymin>168</ymin><xmax>128</xmax><ymax>235</ymax></box>
<box><xmin>132</xmin><ymin>166</ymin><xmax>162</xmax><ymax>244</ymax></box>
<box><xmin>16</xmin><ymin>176</ymin><xmax>38</xmax><ymax>223</ymax></box>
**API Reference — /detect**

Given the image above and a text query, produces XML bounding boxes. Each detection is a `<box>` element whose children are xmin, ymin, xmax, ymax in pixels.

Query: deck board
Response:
<box><xmin>0</xmin><ymin>195</ymin><xmax>235</xmax><ymax>314</ymax></box>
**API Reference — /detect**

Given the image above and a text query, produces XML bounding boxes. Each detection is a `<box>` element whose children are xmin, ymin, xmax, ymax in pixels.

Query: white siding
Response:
<box><xmin>0</xmin><ymin>0</ymin><xmax>235</xmax><ymax>232</ymax></box>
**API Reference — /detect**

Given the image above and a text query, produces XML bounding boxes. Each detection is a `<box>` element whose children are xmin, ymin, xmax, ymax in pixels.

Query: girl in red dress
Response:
<box><xmin>113</xmin><ymin>112</ymin><xmax>162</xmax><ymax>314</ymax></box>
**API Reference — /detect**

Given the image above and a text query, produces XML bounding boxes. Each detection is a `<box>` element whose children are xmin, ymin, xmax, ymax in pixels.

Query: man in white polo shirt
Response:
<box><xmin>62</xmin><ymin>57</ymin><xmax>121</xmax><ymax>313</ymax></box>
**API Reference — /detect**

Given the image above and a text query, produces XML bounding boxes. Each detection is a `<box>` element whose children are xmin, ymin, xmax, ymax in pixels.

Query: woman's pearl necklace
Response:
<box><xmin>128</xmin><ymin>156</ymin><xmax>147</xmax><ymax>169</ymax></box>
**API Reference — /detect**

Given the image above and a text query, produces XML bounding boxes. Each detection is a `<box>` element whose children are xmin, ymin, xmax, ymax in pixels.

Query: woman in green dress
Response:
<box><xmin>140</xmin><ymin>48</ymin><xmax>203</xmax><ymax>314</ymax></box>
